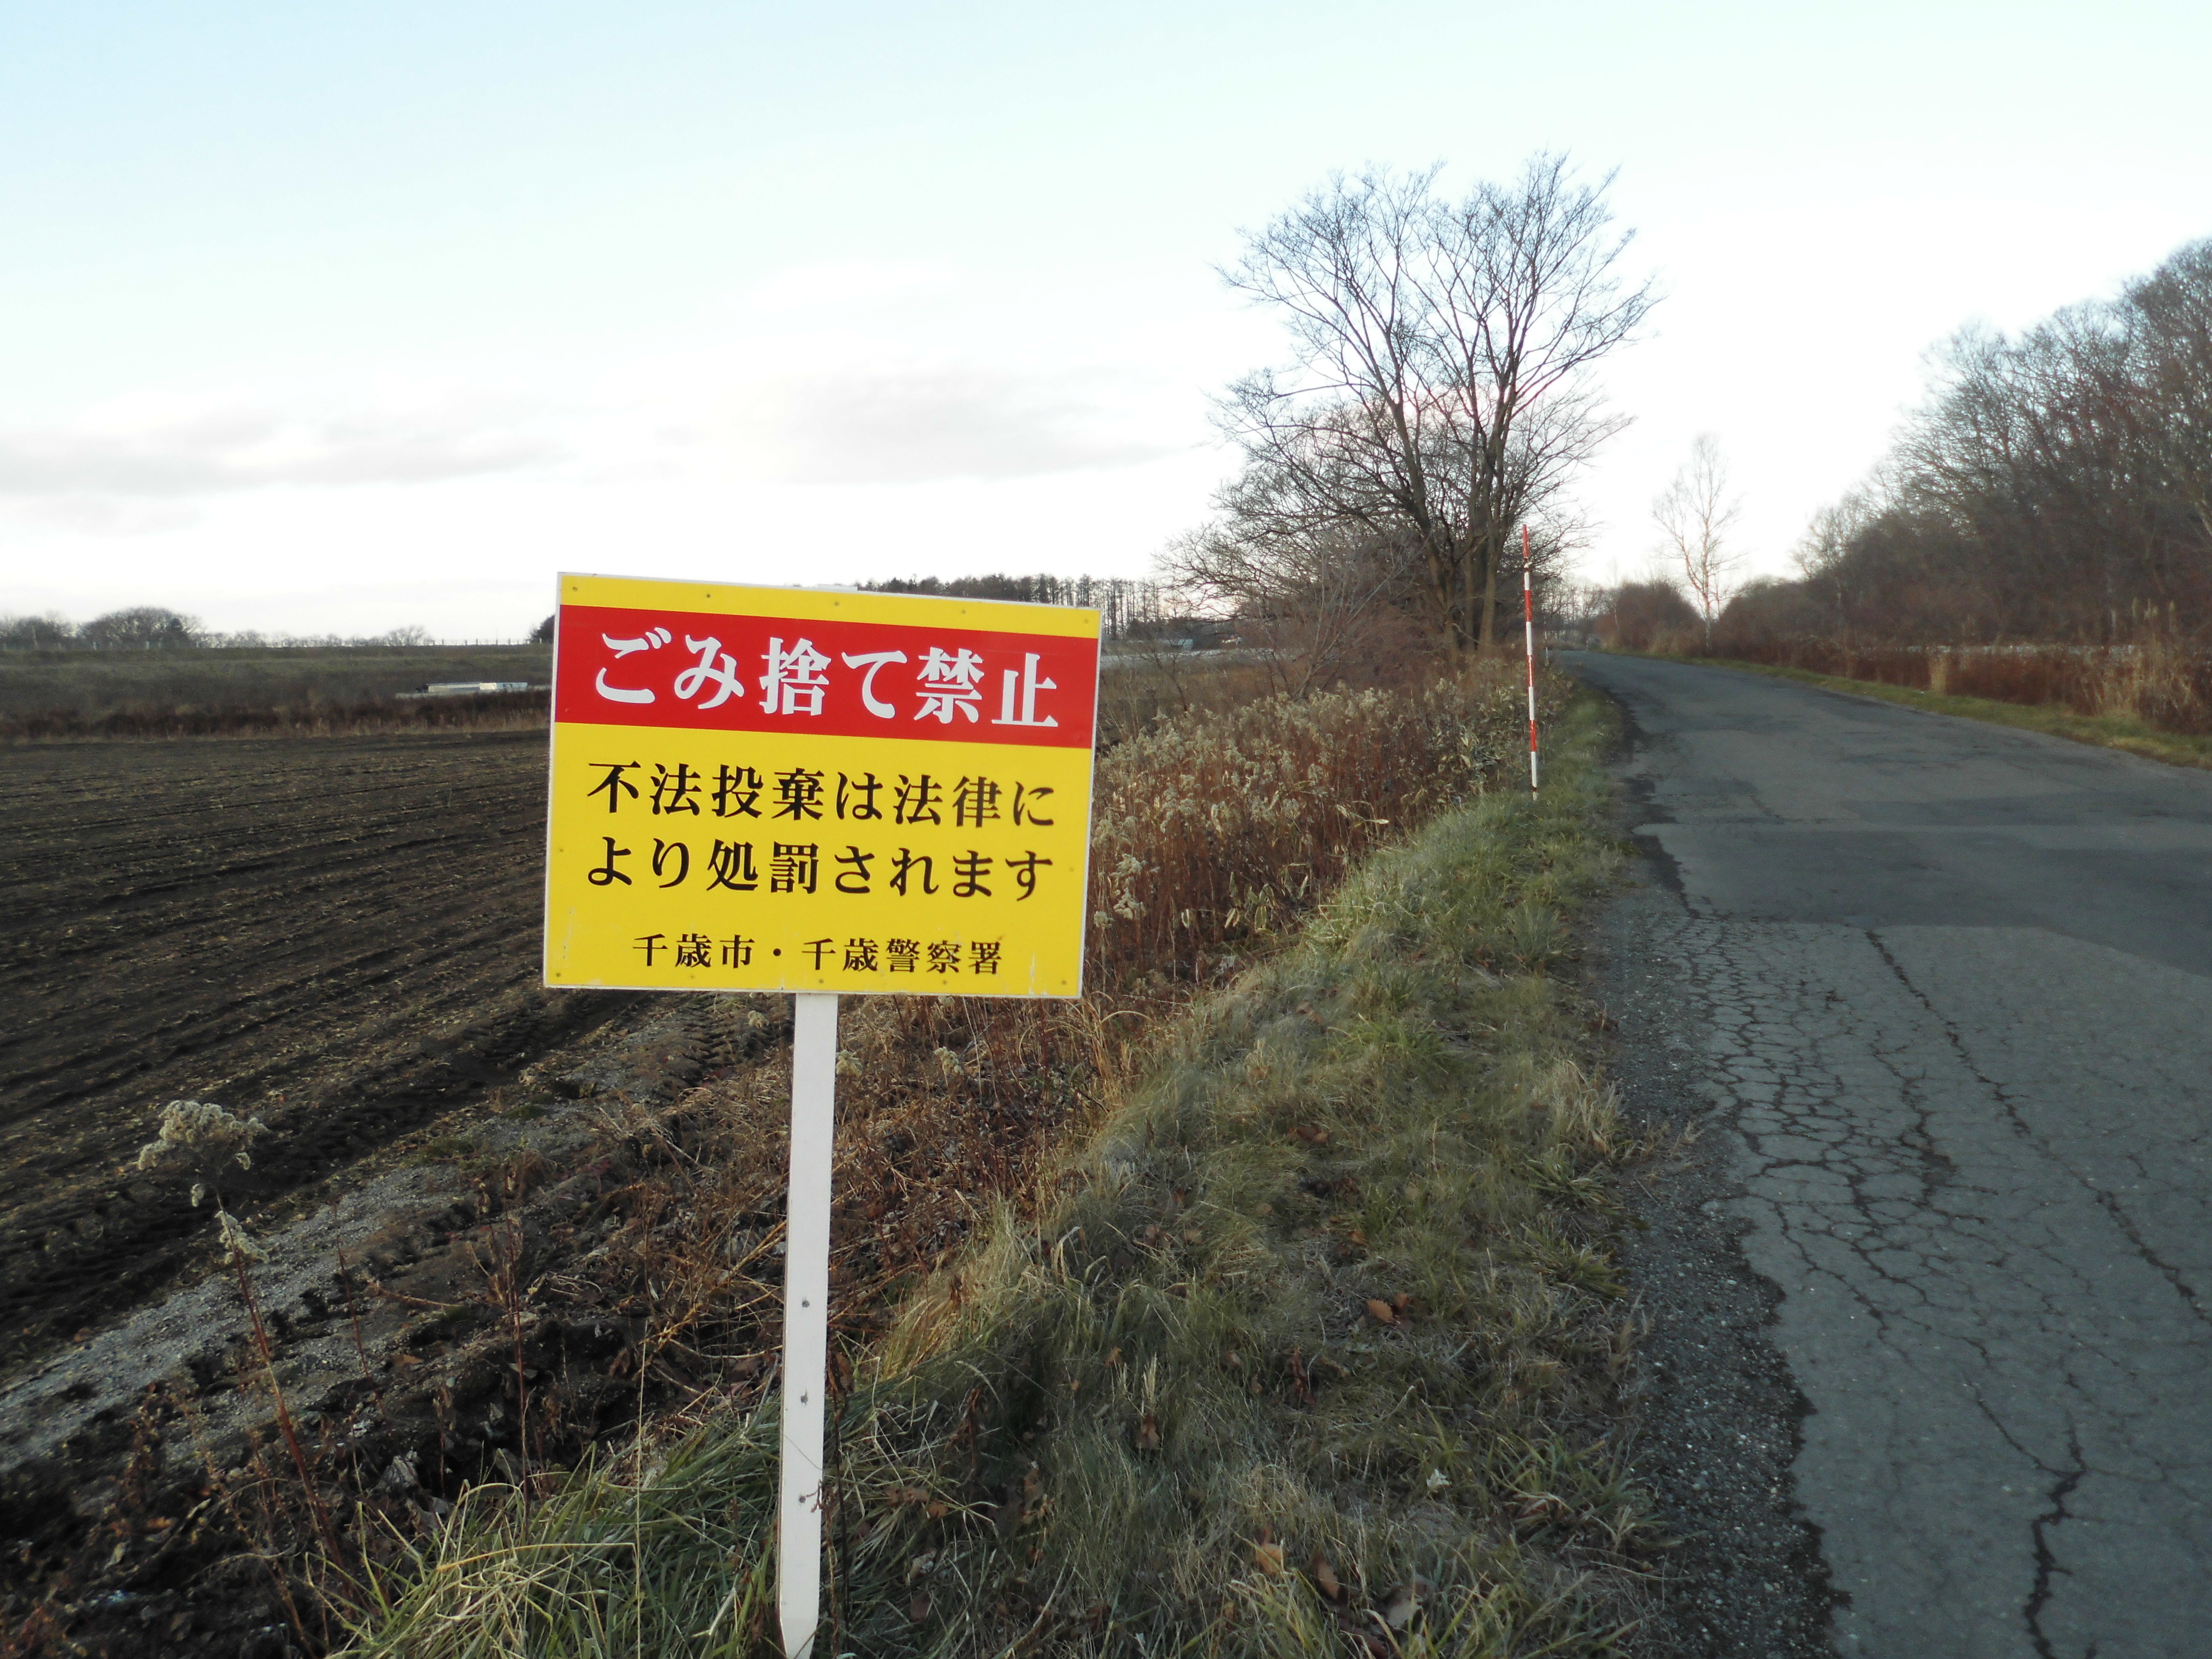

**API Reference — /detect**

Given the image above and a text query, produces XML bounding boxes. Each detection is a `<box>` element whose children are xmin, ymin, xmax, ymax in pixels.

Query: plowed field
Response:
<box><xmin>1</xmin><ymin>730</ymin><xmax>629</xmax><ymax>1371</ymax></box>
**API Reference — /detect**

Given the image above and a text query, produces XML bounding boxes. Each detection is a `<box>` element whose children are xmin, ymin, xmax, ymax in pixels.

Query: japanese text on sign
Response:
<box><xmin>543</xmin><ymin>576</ymin><xmax>1100</xmax><ymax>997</ymax></box>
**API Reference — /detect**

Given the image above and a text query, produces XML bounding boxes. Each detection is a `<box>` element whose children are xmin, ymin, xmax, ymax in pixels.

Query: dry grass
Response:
<box><xmin>444</xmin><ymin>661</ymin><xmax>1563</xmax><ymax>1465</ymax></box>
<box><xmin>1088</xmin><ymin>669</ymin><xmax>1544</xmax><ymax>991</ymax></box>
<box><xmin>341</xmin><ymin>684</ymin><xmax>1653</xmax><ymax>1657</ymax></box>
<box><xmin>1674</xmin><ymin>655</ymin><xmax>2212</xmax><ymax>772</ymax></box>
<box><xmin>0</xmin><ymin>644</ymin><xmax>551</xmax><ymax>741</ymax></box>
<box><xmin>1704</xmin><ymin>635</ymin><xmax>2212</xmax><ymax>738</ymax></box>
<box><xmin>1095</xmin><ymin>652</ymin><xmax>1281</xmax><ymax>746</ymax></box>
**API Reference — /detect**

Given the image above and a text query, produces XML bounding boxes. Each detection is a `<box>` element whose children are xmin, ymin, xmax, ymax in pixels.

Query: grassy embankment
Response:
<box><xmin>1676</xmin><ymin>656</ymin><xmax>2212</xmax><ymax>771</ymax></box>
<box><xmin>346</xmin><ymin>687</ymin><xmax>1651</xmax><ymax>1657</ymax></box>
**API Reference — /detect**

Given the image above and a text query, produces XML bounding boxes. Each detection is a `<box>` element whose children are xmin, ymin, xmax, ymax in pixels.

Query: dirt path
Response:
<box><xmin>1</xmin><ymin>731</ymin><xmax>630</xmax><ymax>1371</ymax></box>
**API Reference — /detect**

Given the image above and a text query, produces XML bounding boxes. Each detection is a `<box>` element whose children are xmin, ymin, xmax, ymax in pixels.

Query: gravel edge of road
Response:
<box><xmin>1587</xmin><ymin>695</ymin><xmax>1841</xmax><ymax>1659</ymax></box>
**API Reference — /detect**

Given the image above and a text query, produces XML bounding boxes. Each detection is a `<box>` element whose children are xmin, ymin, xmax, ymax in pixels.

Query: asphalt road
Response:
<box><xmin>1568</xmin><ymin>654</ymin><xmax>2212</xmax><ymax>1659</ymax></box>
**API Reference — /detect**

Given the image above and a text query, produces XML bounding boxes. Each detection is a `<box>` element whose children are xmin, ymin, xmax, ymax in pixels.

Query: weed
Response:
<box><xmin>342</xmin><ymin>689</ymin><xmax>1654</xmax><ymax>1656</ymax></box>
<box><xmin>39</xmin><ymin>659</ymin><xmax>1583</xmax><ymax>1657</ymax></box>
<box><xmin>1696</xmin><ymin>626</ymin><xmax>2212</xmax><ymax>744</ymax></box>
<box><xmin>0</xmin><ymin>643</ymin><xmax>550</xmax><ymax>741</ymax></box>
<box><xmin>1683</xmin><ymin>656</ymin><xmax>2212</xmax><ymax>771</ymax></box>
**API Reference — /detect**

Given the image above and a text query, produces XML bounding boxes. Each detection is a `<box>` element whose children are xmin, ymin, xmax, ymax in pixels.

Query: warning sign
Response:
<box><xmin>543</xmin><ymin>574</ymin><xmax>1100</xmax><ymax>998</ymax></box>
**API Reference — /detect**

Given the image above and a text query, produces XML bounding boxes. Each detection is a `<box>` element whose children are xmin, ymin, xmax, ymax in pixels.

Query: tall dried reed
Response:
<box><xmin>94</xmin><ymin>656</ymin><xmax>1559</xmax><ymax>1659</ymax></box>
<box><xmin>1087</xmin><ymin>665</ymin><xmax>1546</xmax><ymax>993</ymax></box>
<box><xmin>1710</xmin><ymin>635</ymin><xmax>2212</xmax><ymax>735</ymax></box>
<box><xmin>1093</xmin><ymin>653</ymin><xmax>1278</xmax><ymax>746</ymax></box>
<box><xmin>344</xmin><ymin>683</ymin><xmax>1644</xmax><ymax>1659</ymax></box>
<box><xmin>559</xmin><ymin>659</ymin><xmax>1558</xmax><ymax>1419</ymax></box>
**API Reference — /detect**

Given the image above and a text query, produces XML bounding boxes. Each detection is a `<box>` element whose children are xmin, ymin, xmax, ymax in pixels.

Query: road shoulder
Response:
<box><xmin>1589</xmin><ymin>702</ymin><xmax>1838</xmax><ymax>1658</ymax></box>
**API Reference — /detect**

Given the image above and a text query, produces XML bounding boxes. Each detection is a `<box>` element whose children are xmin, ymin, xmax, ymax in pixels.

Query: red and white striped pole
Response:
<box><xmin>1522</xmin><ymin>524</ymin><xmax>1539</xmax><ymax>794</ymax></box>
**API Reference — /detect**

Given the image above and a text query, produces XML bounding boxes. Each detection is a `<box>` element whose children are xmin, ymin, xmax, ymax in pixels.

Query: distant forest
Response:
<box><xmin>4</xmin><ymin>577</ymin><xmax>1183</xmax><ymax>654</ymax></box>
<box><xmin>860</xmin><ymin>573</ymin><xmax>1179</xmax><ymax>638</ymax></box>
<box><xmin>1600</xmin><ymin>234</ymin><xmax>2212</xmax><ymax>653</ymax></box>
<box><xmin>1751</xmin><ymin>235</ymin><xmax>2208</xmax><ymax>647</ymax></box>
<box><xmin>0</xmin><ymin>607</ymin><xmax>475</xmax><ymax>651</ymax></box>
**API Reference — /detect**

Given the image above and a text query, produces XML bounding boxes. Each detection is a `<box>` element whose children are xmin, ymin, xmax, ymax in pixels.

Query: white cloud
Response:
<box><xmin>730</xmin><ymin>365</ymin><xmax>1189</xmax><ymax>485</ymax></box>
<box><xmin>734</xmin><ymin>258</ymin><xmax>967</xmax><ymax>318</ymax></box>
<box><xmin>650</xmin><ymin>260</ymin><xmax>1216</xmax><ymax>486</ymax></box>
<box><xmin>12</xmin><ymin>496</ymin><xmax>204</xmax><ymax>536</ymax></box>
<box><xmin>0</xmin><ymin>396</ymin><xmax>561</xmax><ymax>507</ymax></box>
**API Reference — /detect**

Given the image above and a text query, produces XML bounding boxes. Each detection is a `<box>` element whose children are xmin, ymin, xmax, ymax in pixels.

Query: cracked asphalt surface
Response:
<box><xmin>1571</xmin><ymin>653</ymin><xmax>2212</xmax><ymax>1659</ymax></box>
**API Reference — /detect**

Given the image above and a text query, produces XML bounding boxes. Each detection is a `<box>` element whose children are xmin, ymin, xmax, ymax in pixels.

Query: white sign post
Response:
<box><xmin>539</xmin><ymin>577</ymin><xmax>1106</xmax><ymax>1657</ymax></box>
<box><xmin>778</xmin><ymin>991</ymin><xmax>839</xmax><ymax>1659</ymax></box>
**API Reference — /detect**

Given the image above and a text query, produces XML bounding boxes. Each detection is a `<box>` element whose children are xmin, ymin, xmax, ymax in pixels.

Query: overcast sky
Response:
<box><xmin>2</xmin><ymin>1</ymin><xmax>2207</xmax><ymax>638</ymax></box>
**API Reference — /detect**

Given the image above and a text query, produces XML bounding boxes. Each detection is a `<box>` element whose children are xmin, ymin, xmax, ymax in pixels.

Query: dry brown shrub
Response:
<box><xmin>574</xmin><ymin>656</ymin><xmax>1560</xmax><ymax>1432</ymax></box>
<box><xmin>1087</xmin><ymin>662</ymin><xmax>1540</xmax><ymax>989</ymax></box>
<box><xmin>1094</xmin><ymin>653</ymin><xmax>1278</xmax><ymax>745</ymax></box>
<box><xmin>1716</xmin><ymin>633</ymin><xmax>2212</xmax><ymax>735</ymax></box>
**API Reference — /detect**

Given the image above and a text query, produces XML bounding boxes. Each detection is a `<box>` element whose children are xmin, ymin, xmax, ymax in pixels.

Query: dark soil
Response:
<box><xmin>0</xmin><ymin>998</ymin><xmax>738</xmax><ymax>1659</ymax></box>
<box><xmin>0</xmin><ymin>729</ymin><xmax>1094</xmax><ymax>1659</ymax></box>
<box><xmin>0</xmin><ymin>690</ymin><xmax>548</xmax><ymax>742</ymax></box>
<box><xmin>0</xmin><ymin>731</ymin><xmax>624</xmax><ymax>1374</ymax></box>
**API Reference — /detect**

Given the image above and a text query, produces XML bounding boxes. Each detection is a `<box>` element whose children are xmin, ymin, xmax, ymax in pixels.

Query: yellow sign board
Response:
<box><xmin>543</xmin><ymin>575</ymin><xmax>1100</xmax><ymax>997</ymax></box>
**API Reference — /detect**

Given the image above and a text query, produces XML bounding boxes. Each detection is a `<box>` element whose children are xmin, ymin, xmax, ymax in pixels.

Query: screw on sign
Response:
<box><xmin>543</xmin><ymin>574</ymin><xmax>1101</xmax><ymax>1658</ymax></box>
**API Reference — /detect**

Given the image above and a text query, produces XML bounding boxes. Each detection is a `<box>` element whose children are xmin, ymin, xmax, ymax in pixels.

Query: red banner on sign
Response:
<box><xmin>553</xmin><ymin>604</ymin><xmax>1099</xmax><ymax>747</ymax></box>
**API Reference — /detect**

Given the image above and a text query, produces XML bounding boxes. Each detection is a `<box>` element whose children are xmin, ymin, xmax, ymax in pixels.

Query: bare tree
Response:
<box><xmin>1163</xmin><ymin>497</ymin><xmax>1416</xmax><ymax>695</ymax></box>
<box><xmin>1214</xmin><ymin>155</ymin><xmax>1656</xmax><ymax>653</ymax></box>
<box><xmin>1716</xmin><ymin>236</ymin><xmax>2212</xmax><ymax>653</ymax></box>
<box><xmin>1790</xmin><ymin>489</ymin><xmax>1878</xmax><ymax>643</ymax></box>
<box><xmin>0</xmin><ymin>613</ymin><xmax>77</xmax><ymax>648</ymax></box>
<box><xmin>2124</xmin><ymin>237</ymin><xmax>2212</xmax><ymax>553</ymax></box>
<box><xmin>1653</xmin><ymin>434</ymin><xmax>1742</xmax><ymax>646</ymax></box>
<box><xmin>79</xmin><ymin>606</ymin><xmax>201</xmax><ymax>649</ymax></box>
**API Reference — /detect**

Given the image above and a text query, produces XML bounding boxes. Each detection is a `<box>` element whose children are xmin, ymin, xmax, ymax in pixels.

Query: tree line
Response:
<box><xmin>1718</xmin><ymin>236</ymin><xmax>2212</xmax><ymax>650</ymax></box>
<box><xmin>7</xmin><ymin>582</ymin><xmax>1184</xmax><ymax>655</ymax></box>
<box><xmin>0</xmin><ymin>607</ymin><xmax>460</xmax><ymax>650</ymax></box>
<box><xmin>858</xmin><ymin>574</ymin><xmax>1176</xmax><ymax>638</ymax></box>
